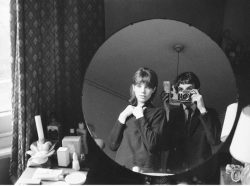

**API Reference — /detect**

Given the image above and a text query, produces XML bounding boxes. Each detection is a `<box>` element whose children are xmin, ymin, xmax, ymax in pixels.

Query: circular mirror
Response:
<box><xmin>82</xmin><ymin>19</ymin><xmax>237</xmax><ymax>175</ymax></box>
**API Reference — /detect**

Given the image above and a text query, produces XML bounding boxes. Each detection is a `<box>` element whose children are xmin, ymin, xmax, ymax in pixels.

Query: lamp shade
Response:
<box><xmin>230</xmin><ymin>105</ymin><xmax>250</xmax><ymax>163</ymax></box>
<box><xmin>220</xmin><ymin>102</ymin><xmax>238</xmax><ymax>142</ymax></box>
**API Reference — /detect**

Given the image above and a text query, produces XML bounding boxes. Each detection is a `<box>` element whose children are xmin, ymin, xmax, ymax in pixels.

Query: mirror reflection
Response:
<box><xmin>82</xmin><ymin>19</ymin><xmax>237</xmax><ymax>174</ymax></box>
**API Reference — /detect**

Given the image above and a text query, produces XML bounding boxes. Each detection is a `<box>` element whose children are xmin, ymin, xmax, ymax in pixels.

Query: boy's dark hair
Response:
<box><xmin>174</xmin><ymin>72</ymin><xmax>200</xmax><ymax>90</ymax></box>
<box><xmin>129</xmin><ymin>67</ymin><xmax>158</xmax><ymax>106</ymax></box>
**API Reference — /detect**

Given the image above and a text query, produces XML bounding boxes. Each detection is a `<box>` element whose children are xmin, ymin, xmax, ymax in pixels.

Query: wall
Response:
<box><xmin>223</xmin><ymin>0</ymin><xmax>250</xmax><ymax>45</ymax></box>
<box><xmin>104</xmin><ymin>0</ymin><xmax>226</xmax><ymax>43</ymax></box>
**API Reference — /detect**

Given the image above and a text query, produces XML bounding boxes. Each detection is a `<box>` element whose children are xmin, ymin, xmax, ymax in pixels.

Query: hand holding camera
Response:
<box><xmin>162</xmin><ymin>81</ymin><xmax>179</xmax><ymax>104</ymax></box>
<box><xmin>161</xmin><ymin>81</ymin><xmax>171</xmax><ymax>103</ymax></box>
<box><xmin>191</xmin><ymin>89</ymin><xmax>206</xmax><ymax>114</ymax></box>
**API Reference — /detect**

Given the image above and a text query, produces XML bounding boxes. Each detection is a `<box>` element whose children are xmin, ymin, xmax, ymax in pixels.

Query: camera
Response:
<box><xmin>178</xmin><ymin>90</ymin><xmax>194</xmax><ymax>103</ymax></box>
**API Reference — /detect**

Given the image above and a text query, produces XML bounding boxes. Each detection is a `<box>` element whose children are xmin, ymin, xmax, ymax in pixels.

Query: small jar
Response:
<box><xmin>69</xmin><ymin>128</ymin><xmax>75</xmax><ymax>136</ymax></box>
<box><xmin>47</xmin><ymin>112</ymin><xmax>62</xmax><ymax>142</ymax></box>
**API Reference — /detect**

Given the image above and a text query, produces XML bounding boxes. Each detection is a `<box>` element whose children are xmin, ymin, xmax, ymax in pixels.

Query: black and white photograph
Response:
<box><xmin>0</xmin><ymin>0</ymin><xmax>250</xmax><ymax>185</ymax></box>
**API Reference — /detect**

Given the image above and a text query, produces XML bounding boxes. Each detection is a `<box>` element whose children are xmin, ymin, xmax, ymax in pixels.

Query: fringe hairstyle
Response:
<box><xmin>129</xmin><ymin>67</ymin><xmax>158</xmax><ymax>106</ymax></box>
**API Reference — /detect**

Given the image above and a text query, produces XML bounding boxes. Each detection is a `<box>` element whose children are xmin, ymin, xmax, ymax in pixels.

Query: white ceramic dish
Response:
<box><xmin>64</xmin><ymin>172</ymin><xmax>87</xmax><ymax>185</ymax></box>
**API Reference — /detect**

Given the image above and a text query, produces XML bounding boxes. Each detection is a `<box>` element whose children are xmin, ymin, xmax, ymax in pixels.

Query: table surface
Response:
<box><xmin>17</xmin><ymin>166</ymin><xmax>243</xmax><ymax>185</ymax></box>
<box><xmin>15</xmin><ymin>167</ymin><xmax>88</xmax><ymax>185</ymax></box>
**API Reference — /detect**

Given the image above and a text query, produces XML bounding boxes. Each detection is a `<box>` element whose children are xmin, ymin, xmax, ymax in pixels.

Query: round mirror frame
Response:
<box><xmin>82</xmin><ymin>19</ymin><xmax>240</xmax><ymax>184</ymax></box>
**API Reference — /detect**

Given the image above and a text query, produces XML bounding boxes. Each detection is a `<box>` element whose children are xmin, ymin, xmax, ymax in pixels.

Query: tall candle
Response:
<box><xmin>35</xmin><ymin>115</ymin><xmax>45</xmax><ymax>142</ymax></box>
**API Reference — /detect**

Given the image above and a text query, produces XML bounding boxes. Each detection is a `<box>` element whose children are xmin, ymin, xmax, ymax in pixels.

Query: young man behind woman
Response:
<box><xmin>163</xmin><ymin>72</ymin><xmax>222</xmax><ymax>183</ymax></box>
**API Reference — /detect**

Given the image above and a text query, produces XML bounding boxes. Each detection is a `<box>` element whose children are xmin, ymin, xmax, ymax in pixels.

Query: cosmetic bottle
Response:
<box><xmin>76</xmin><ymin>122</ymin><xmax>88</xmax><ymax>154</ymax></box>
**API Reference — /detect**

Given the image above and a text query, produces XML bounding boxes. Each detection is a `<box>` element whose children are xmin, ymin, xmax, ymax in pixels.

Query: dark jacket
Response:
<box><xmin>166</xmin><ymin>105</ymin><xmax>221</xmax><ymax>172</ymax></box>
<box><xmin>109</xmin><ymin>104</ymin><xmax>167</xmax><ymax>172</ymax></box>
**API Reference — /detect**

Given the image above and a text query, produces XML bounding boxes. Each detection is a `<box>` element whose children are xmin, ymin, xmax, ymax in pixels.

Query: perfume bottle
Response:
<box><xmin>72</xmin><ymin>152</ymin><xmax>80</xmax><ymax>171</ymax></box>
<box><xmin>76</xmin><ymin>122</ymin><xmax>88</xmax><ymax>154</ymax></box>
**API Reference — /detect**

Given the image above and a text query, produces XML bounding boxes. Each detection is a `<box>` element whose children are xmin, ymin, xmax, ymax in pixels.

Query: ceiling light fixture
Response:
<box><xmin>173</xmin><ymin>44</ymin><xmax>184</xmax><ymax>76</ymax></box>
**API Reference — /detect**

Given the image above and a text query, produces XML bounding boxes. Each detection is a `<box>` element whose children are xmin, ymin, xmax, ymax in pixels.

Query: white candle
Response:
<box><xmin>35</xmin><ymin>115</ymin><xmax>45</xmax><ymax>142</ymax></box>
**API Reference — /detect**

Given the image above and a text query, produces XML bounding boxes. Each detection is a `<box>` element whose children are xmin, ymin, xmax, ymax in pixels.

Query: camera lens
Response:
<box><xmin>182</xmin><ymin>93</ymin><xmax>189</xmax><ymax>100</ymax></box>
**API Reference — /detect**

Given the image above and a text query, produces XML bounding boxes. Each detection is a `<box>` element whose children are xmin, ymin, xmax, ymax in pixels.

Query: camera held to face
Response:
<box><xmin>178</xmin><ymin>90</ymin><xmax>195</xmax><ymax>103</ymax></box>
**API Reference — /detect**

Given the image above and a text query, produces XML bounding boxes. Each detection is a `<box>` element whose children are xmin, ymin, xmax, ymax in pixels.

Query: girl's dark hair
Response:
<box><xmin>174</xmin><ymin>72</ymin><xmax>200</xmax><ymax>91</ymax></box>
<box><xmin>129</xmin><ymin>67</ymin><xmax>158</xmax><ymax>106</ymax></box>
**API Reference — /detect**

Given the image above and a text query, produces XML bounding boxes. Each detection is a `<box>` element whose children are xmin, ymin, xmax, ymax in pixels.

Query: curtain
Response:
<box><xmin>9</xmin><ymin>0</ymin><xmax>105</xmax><ymax>181</ymax></box>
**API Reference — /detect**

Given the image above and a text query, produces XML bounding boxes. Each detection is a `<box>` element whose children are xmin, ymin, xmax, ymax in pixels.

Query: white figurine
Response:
<box><xmin>26</xmin><ymin>141</ymin><xmax>54</xmax><ymax>167</ymax></box>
